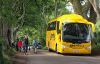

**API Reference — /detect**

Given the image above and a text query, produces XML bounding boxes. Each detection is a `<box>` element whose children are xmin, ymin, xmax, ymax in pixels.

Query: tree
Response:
<box><xmin>69</xmin><ymin>0</ymin><xmax>97</xmax><ymax>23</ymax></box>
<box><xmin>0</xmin><ymin>0</ymin><xmax>70</xmax><ymax>52</ymax></box>
<box><xmin>88</xmin><ymin>0</ymin><xmax>100</xmax><ymax>20</ymax></box>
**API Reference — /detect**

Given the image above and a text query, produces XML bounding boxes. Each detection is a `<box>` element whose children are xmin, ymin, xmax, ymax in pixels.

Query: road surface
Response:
<box><xmin>12</xmin><ymin>49</ymin><xmax>100</xmax><ymax>64</ymax></box>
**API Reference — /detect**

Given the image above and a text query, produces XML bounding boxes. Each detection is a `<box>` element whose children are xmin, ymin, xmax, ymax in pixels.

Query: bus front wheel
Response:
<box><xmin>48</xmin><ymin>42</ymin><xmax>52</xmax><ymax>52</ymax></box>
<box><xmin>56</xmin><ymin>44</ymin><xmax>59</xmax><ymax>54</ymax></box>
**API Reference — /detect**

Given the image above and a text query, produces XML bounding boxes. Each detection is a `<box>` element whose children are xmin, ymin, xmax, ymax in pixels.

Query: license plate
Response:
<box><xmin>73</xmin><ymin>50</ymin><xmax>80</xmax><ymax>52</ymax></box>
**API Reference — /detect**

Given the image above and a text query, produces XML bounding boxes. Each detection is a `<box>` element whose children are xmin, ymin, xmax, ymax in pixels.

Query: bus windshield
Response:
<box><xmin>62</xmin><ymin>23</ymin><xmax>91</xmax><ymax>44</ymax></box>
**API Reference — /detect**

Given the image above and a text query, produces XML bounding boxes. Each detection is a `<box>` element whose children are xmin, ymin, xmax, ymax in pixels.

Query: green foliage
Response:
<box><xmin>0</xmin><ymin>37</ymin><xmax>10</xmax><ymax>64</ymax></box>
<box><xmin>92</xmin><ymin>43</ymin><xmax>100</xmax><ymax>55</ymax></box>
<box><xmin>0</xmin><ymin>37</ymin><xmax>4</xmax><ymax>64</ymax></box>
<box><xmin>0</xmin><ymin>37</ymin><xmax>15</xmax><ymax>64</ymax></box>
<box><xmin>15</xmin><ymin>0</ymin><xmax>70</xmax><ymax>47</ymax></box>
<box><xmin>92</xmin><ymin>43</ymin><xmax>100</xmax><ymax>51</ymax></box>
<box><xmin>42</xmin><ymin>46</ymin><xmax>48</xmax><ymax>50</ymax></box>
<box><xmin>95</xmin><ymin>20</ymin><xmax>100</xmax><ymax>43</ymax></box>
<box><xmin>16</xmin><ymin>26</ymin><xmax>46</xmax><ymax>46</ymax></box>
<box><xmin>92</xmin><ymin>19</ymin><xmax>100</xmax><ymax>54</ymax></box>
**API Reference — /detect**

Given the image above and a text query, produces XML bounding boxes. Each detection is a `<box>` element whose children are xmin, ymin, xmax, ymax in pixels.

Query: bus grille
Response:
<box><xmin>70</xmin><ymin>45</ymin><xmax>84</xmax><ymax>49</ymax></box>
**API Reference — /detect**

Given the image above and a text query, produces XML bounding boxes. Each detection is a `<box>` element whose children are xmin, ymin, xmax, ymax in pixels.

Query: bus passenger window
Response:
<box><xmin>57</xmin><ymin>22</ymin><xmax>60</xmax><ymax>34</ymax></box>
<box><xmin>47</xmin><ymin>22</ymin><xmax>56</xmax><ymax>31</ymax></box>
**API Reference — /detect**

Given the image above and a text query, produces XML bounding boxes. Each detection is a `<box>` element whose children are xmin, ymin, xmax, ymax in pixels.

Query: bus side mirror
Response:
<box><xmin>57</xmin><ymin>30</ymin><xmax>61</xmax><ymax>34</ymax></box>
<box><xmin>94</xmin><ymin>32</ymin><xmax>97</xmax><ymax>38</ymax></box>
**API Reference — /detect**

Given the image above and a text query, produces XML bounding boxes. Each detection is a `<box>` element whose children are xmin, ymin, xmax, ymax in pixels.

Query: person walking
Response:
<box><xmin>23</xmin><ymin>35</ymin><xmax>29</xmax><ymax>54</ymax></box>
<box><xmin>15</xmin><ymin>37</ymin><xmax>19</xmax><ymax>51</ymax></box>
<box><xmin>17</xmin><ymin>39</ymin><xmax>22</xmax><ymax>52</ymax></box>
<box><xmin>32</xmin><ymin>38</ymin><xmax>38</xmax><ymax>53</ymax></box>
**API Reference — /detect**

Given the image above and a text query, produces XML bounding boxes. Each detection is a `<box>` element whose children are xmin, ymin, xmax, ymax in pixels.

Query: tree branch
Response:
<box><xmin>69</xmin><ymin>0</ymin><xmax>83</xmax><ymax>15</ymax></box>
<box><xmin>88</xmin><ymin>0</ymin><xmax>100</xmax><ymax>19</ymax></box>
<box><xmin>14</xmin><ymin>2</ymin><xmax>26</xmax><ymax>32</ymax></box>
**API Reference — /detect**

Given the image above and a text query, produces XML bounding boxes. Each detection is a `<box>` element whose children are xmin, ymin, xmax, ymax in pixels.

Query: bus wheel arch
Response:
<box><xmin>56</xmin><ymin>44</ymin><xmax>59</xmax><ymax>53</ymax></box>
<box><xmin>48</xmin><ymin>42</ymin><xmax>52</xmax><ymax>52</ymax></box>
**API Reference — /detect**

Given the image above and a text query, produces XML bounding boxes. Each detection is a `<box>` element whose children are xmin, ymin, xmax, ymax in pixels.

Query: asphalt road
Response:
<box><xmin>13</xmin><ymin>50</ymin><xmax>100</xmax><ymax>64</ymax></box>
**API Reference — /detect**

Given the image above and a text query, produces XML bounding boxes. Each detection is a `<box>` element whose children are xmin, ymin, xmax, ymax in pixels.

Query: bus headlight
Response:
<box><xmin>61</xmin><ymin>45</ymin><xmax>69</xmax><ymax>48</ymax></box>
<box><xmin>87</xmin><ymin>46</ymin><xmax>91</xmax><ymax>50</ymax></box>
<box><xmin>61</xmin><ymin>45</ymin><xmax>66</xmax><ymax>48</ymax></box>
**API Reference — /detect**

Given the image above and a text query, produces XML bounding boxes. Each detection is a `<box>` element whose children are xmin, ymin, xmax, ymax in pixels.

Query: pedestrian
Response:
<box><xmin>32</xmin><ymin>37</ymin><xmax>38</xmax><ymax>53</ymax></box>
<box><xmin>23</xmin><ymin>35</ymin><xmax>29</xmax><ymax>54</ymax></box>
<box><xmin>17</xmin><ymin>39</ymin><xmax>22</xmax><ymax>52</ymax></box>
<box><xmin>28</xmin><ymin>44</ymin><xmax>31</xmax><ymax>51</ymax></box>
<box><xmin>12</xmin><ymin>43</ymin><xmax>15</xmax><ymax>48</ymax></box>
<box><xmin>15</xmin><ymin>37</ymin><xmax>19</xmax><ymax>51</ymax></box>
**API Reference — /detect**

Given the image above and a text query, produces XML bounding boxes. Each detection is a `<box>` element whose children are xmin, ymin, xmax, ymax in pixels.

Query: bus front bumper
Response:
<box><xmin>61</xmin><ymin>48</ymin><xmax>91</xmax><ymax>54</ymax></box>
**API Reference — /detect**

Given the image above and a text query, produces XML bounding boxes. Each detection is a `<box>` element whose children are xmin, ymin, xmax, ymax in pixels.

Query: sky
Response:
<box><xmin>65</xmin><ymin>2</ymin><xmax>74</xmax><ymax>13</ymax></box>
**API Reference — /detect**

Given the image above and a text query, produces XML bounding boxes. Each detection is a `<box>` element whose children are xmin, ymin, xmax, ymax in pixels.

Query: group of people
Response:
<box><xmin>16</xmin><ymin>35</ymin><xmax>38</xmax><ymax>54</ymax></box>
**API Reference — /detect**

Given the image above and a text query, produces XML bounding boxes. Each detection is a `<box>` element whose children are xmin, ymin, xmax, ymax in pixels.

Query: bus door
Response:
<box><xmin>49</xmin><ymin>22</ymin><xmax>56</xmax><ymax>50</ymax></box>
<box><xmin>56</xmin><ymin>21</ymin><xmax>61</xmax><ymax>43</ymax></box>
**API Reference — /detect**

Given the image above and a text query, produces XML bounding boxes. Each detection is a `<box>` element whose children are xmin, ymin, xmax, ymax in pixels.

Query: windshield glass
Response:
<box><xmin>62</xmin><ymin>23</ymin><xmax>91</xmax><ymax>44</ymax></box>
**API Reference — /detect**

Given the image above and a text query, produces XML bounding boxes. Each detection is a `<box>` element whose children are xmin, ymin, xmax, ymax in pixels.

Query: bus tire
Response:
<box><xmin>56</xmin><ymin>44</ymin><xmax>59</xmax><ymax>54</ymax></box>
<box><xmin>48</xmin><ymin>42</ymin><xmax>52</xmax><ymax>52</ymax></box>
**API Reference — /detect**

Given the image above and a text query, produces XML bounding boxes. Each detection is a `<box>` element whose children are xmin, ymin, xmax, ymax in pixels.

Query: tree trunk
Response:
<box><xmin>0</xmin><ymin>21</ymin><xmax>12</xmax><ymax>47</ymax></box>
<box><xmin>89</xmin><ymin>5</ymin><xmax>97</xmax><ymax>23</ymax></box>
<box><xmin>88</xmin><ymin>0</ymin><xmax>100</xmax><ymax>20</ymax></box>
<box><xmin>54</xmin><ymin>0</ymin><xmax>58</xmax><ymax>18</ymax></box>
<box><xmin>3</xmin><ymin>23</ymin><xmax>10</xmax><ymax>45</ymax></box>
<box><xmin>69</xmin><ymin>0</ymin><xmax>97</xmax><ymax>23</ymax></box>
<box><xmin>70</xmin><ymin>0</ymin><xmax>83</xmax><ymax>15</ymax></box>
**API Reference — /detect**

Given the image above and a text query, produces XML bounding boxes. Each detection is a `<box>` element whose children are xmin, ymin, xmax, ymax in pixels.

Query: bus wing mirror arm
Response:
<box><xmin>57</xmin><ymin>30</ymin><xmax>61</xmax><ymax>34</ymax></box>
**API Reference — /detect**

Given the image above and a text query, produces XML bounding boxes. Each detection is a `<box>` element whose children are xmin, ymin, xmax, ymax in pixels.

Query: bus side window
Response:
<box><xmin>47</xmin><ymin>24</ymin><xmax>50</xmax><ymax>31</ymax></box>
<box><xmin>47</xmin><ymin>22</ymin><xmax>56</xmax><ymax>31</ymax></box>
<box><xmin>57</xmin><ymin>21</ymin><xmax>60</xmax><ymax>34</ymax></box>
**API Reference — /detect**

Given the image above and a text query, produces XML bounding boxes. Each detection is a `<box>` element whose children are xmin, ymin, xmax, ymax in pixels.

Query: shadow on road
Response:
<box><xmin>60</xmin><ymin>52</ymin><xmax>100</xmax><ymax>57</ymax></box>
<box><xmin>12</xmin><ymin>55</ymin><xmax>28</xmax><ymax>64</ymax></box>
<box><xmin>12</xmin><ymin>49</ymin><xmax>100</xmax><ymax>64</ymax></box>
<box><xmin>48</xmin><ymin>50</ymin><xmax>100</xmax><ymax>57</ymax></box>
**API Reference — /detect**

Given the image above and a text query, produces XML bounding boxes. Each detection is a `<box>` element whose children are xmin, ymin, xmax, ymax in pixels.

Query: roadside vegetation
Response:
<box><xmin>0</xmin><ymin>37</ymin><xmax>16</xmax><ymax>64</ymax></box>
<box><xmin>92</xmin><ymin>20</ymin><xmax>100</xmax><ymax>54</ymax></box>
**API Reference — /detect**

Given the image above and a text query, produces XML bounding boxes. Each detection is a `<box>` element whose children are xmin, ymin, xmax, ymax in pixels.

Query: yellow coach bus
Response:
<box><xmin>46</xmin><ymin>14</ymin><xmax>95</xmax><ymax>54</ymax></box>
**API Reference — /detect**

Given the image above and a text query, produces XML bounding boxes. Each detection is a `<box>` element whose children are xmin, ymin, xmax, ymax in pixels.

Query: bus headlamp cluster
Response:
<box><xmin>87</xmin><ymin>46</ymin><xmax>91</xmax><ymax>50</ymax></box>
<box><xmin>61</xmin><ymin>45</ymin><xmax>69</xmax><ymax>48</ymax></box>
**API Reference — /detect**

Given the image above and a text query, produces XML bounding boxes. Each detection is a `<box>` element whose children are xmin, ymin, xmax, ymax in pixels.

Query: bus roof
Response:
<box><xmin>48</xmin><ymin>14</ymin><xmax>95</xmax><ymax>32</ymax></box>
<box><xmin>49</xmin><ymin>14</ymin><xmax>90</xmax><ymax>24</ymax></box>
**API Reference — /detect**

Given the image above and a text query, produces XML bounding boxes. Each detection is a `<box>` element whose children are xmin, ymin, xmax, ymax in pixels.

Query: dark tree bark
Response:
<box><xmin>88</xmin><ymin>0</ymin><xmax>100</xmax><ymax>20</ymax></box>
<box><xmin>54</xmin><ymin>0</ymin><xmax>60</xmax><ymax>18</ymax></box>
<box><xmin>69</xmin><ymin>0</ymin><xmax>97</xmax><ymax>23</ymax></box>
<box><xmin>7</xmin><ymin>28</ymin><xmax>12</xmax><ymax>46</ymax></box>
<box><xmin>88</xmin><ymin>5</ymin><xmax>97</xmax><ymax>23</ymax></box>
<box><xmin>70</xmin><ymin>0</ymin><xmax>83</xmax><ymax>15</ymax></box>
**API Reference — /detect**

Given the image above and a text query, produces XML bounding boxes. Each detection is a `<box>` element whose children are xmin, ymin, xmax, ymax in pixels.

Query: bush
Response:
<box><xmin>0</xmin><ymin>37</ymin><xmax>15</xmax><ymax>64</ymax></box>
<box><xmin>95</xmin><ymin>20</ymin><xmax>100</xmax><ymax>43</ymax></box>
<box><xmin>92</xmin><ymin>43</ymin><xmax>100</xmax><ymax>54</ymax></box>
<box><xmin>92</xmin><ymin>20</ymin><xmax>100</xmax><ymax>54</ymax></box>
<box><xmin>42</xmin><ymin>46</ymin><xmax>48</xmax><ymax>50</ymax></box>
<box><xmin>0</xmin><ymin>37</ymin><xmax>4</xmax><ymax>64</ymax></box>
